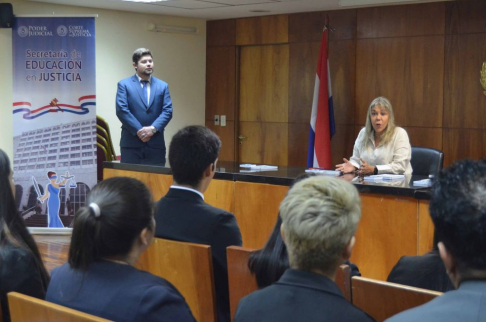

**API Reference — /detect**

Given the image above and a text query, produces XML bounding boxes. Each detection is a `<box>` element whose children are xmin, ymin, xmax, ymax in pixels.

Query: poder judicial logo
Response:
<box><xmin>57</xmin><ymin>25</ymin><xmax>68</xmax><ymax>37</ymax></box>
<box><xmin>17</xmin><ymin>25</ymin><xmax>53</xmax><ymax>37</ymax></box>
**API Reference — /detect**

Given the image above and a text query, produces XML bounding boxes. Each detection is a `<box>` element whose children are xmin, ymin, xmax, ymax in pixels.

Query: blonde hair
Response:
<box><xmin>361</xmin><ymin>96</ymin><xmax>396</xmax><ymax>148</ymax></box>
<box><xmin>279</xmin><ymin>176</ymin><xmax>361</xmax><ymax>273</ymax></box>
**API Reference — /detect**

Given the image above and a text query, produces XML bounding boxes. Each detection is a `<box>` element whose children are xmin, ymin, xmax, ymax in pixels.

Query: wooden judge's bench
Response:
<box><xmin>104</xmin><ymin>161</ymin><xmax>433</xmax><ymax>281</ymax></box>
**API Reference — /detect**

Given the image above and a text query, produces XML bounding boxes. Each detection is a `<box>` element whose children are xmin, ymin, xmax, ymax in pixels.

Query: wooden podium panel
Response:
<box><xmin>234</xmin><ymin>182</ymin><xmax>288</xmax><ymax>249</ymax></box>
<box><xmin>103</xmin><ymin>168</ymin><xmax>172</xmax><ymax>201</ymax></box>
<box><xmin>350</xmin><ymin>193</ymin><xmax>418</xmax><ymax>281</ymax></box>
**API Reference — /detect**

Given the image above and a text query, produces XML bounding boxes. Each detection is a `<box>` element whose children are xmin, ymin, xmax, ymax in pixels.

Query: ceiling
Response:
<box><xmin>27</xmin><ymin>0</ymin><xmax>446</xmax><ymax>20</ymax></box>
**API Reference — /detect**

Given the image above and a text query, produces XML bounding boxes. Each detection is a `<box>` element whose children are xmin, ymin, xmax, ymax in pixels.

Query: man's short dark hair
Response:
<box><xmin>132</xmin><ymin>48</ymin><xmax>152</xmax><ymax>64</ymax></box>
<box><xmin>169</xmin><ymin>126</ymin><xmax>221</xmax><ymax>187</ymax></box>
<box><xmin>430</xmin><ymin>159</ymin><xmax>486</xmax><ymax>271</ymax></box>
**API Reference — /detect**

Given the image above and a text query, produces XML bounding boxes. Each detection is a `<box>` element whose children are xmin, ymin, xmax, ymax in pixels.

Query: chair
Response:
<box><xmin>136</xmin><ymin>238</ymin><xmax>217</xmax><ymax>322</ymax></box>
<box><xmin>96</xmin><ymin>143</ymin><xmax>108</xmax><ymax>182</ymax></box>
<box><xmin>411</xmin><ymin>147</ymin><xmax>444</xmax><ymax>177</ymax></box>
<box><xmin>96</xmin><ymin>126</ymin><xmax>115</xmax><ymax>161</ymax></box>
<box><xmin>226</xmin><ymin>246</ymin><xmax>352</xmax><ymax>321</ymax></box>
<box><xmin>226</xmin><ymin>246</ymin><xmax>258</xmax><ymax>321</ymax></box>
<box><xmin>8</xmin><ymin>292</ymin><xmax>112</xmax><ymax>322</ymax></box>
<box><xmin>96</xmin><ymin>115</ymin><xmax>118</xmax><ymax>161</ymax></box>
<box><xmin>351</xmin><ymin>276</ymin><xmax>442</xmax><ymax>322</ymax></box>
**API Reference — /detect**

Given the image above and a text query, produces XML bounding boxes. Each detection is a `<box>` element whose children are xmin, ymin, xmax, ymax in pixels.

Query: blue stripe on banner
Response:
<box><xmin>329</xmin><ymin>96</ymin><xmax>336</xmax><ymax>138</ymax></box>
<box><xmin>307</xmin><ymin>126</ymin><xmax>316</xmax><ymax>168</ymax></box>
<box><xmin>80</xmin><ymin>102</ymin><xmax>96</xmax><ymax>108</ymax></box>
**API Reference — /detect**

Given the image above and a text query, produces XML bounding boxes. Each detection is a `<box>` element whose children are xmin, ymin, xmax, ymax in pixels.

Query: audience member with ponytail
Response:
<box><xmin>46</xmin><ymin>177</ymin><xmax>196</xmax><ymax>322</ymax></box>
<box><xmin>0</xmin><ymin>149</ymin><xmax>50</xmax><ymax>322</ymax></box>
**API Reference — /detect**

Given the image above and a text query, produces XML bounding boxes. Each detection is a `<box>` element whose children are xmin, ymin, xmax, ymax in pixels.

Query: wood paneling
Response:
<box><xmin>288</xmin><ymin>122</ymin><xmax>309</xmax><ymax>167</ymax></box>
<box><xmin>332</xmin><ymin>124</ymin><xmax>357</xmax><ymax>167</ymax></box>
<box><xmin>239</xmin><ymin>45</ymin><xmax>289</xmax><ymax>122</ymax></box>
<box><xmin>357</xmin><ymin>2</ymin><xmax>445</xmax><ymax>38</ymax></box>
<box><xmin>103</xmin><ymin>169</ymin><xmax>172</xmax><ymax>201</ymax></box>
<box><xmin>234</xmin><ymin>182</ymin><xmax>288</xmax><ymax>249</ymax></box>
<box><xmin>446</xmin><ymin>0</ymin><xmax>486</xmax><ymax>34</ymax></box>
<box><xmin>289</xmin><ymin>41</ymin><xmax>319</xmax><ymax>124</ymax></box>
<box><xmin>289</xmin><ymin>40</ymin><xmax>356</xmax><ymax>125</ymax></box>
<box><xmin>443</xmin><ymin>129</ymin><xmax>486</xmax><ymax>166</ymax></box>
<box><xmin>206</xmin><ymin>120</ymin><xmax>235</xmax><ymax>162</ymax></box>
<box><xmin>205</xmin><ymin>179</ymin><xmax>235</xmax><ymax>213</ymax></box>
<box><xmin>444</xmin><ymin>34</ymin><xmax>486</xmax><ymax>129</ymax></box>
<box><xmin>206</xmin><ymin>47</ymin><xmax>236</xmax><ymax>121</ymax></box>
<box><xmin>329</xmin><ymin>40</ymin><xmax>356</xmax><ymax>125</ymax></box>
<box><xmin>356</xmin><ymin>36</ymin><xmax>444</xmax><ymax>127</ymax></box>
<box><xmin>351</xmin><ymin>194</ymin><xmax>418</xmax><ymax>280</ymax></box>
<box><xmin>404</xmin><ymin>127</ymin><xmax>443</xmax><ymax>151</ymax></box>
<box><xmin>207</xmin><ymin>20</ymin><xmax>236</xmax><ymax>47</ymax></box>
<box><xmin>238</xmin><ymin>122</ymin><xmax>289</xmax><ymax>165</ymax></box>
<box><xmin>289</xmin><ymin>9</ymin><xmax>356</xmax><ymax>42</ymax></box>
<box><xmin>418</xmin><ymin>200</ymin><xmax>434</xmax><ymax>255</ymax></box>
<box><xmin>236</xmin><ymin>15</ymin><xmax>288</xmax><ymax>45</ymax></box>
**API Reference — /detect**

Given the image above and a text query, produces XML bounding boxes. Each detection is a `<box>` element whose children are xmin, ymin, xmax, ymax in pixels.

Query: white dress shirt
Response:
<box><xmin>170</xmin><ymin>185</ymin><xmax>205</xmax><ymax>200</ymax></box>
<box><xmin>349</xmin><ymin>127</ymin><xmax>413</xmax><ymax>175</ymax></box>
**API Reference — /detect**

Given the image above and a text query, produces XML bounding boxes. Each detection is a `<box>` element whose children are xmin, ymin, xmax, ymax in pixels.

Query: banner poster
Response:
<box><xmin>12</xmin><ymin>17</ymin><xmax>96</xmax><ymax>230</ymax></box>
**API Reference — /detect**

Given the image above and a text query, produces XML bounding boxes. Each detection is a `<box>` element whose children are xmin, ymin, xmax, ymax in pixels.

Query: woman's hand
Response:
<box><xmin>358</xmin><ymin>158</ymin><xmax>375</xmax><ymax>176</ymax></box>
<box><xmin>336</xmin><ymin>158</ymin><xmax>356</xmax><ymax>174</ymax></box>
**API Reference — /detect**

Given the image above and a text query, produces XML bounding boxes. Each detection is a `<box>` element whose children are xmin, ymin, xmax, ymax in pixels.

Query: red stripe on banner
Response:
<box><xmin>58</xmin><ymin>104</ymin><xmax>82</xmax><ymax>109</ymax></box>
<box><xmin>314</xmin><ymin>28</ymin><xmax>332</xmax><ymax>169</ymax></box>
<box><xmin>13</xmin><ymin>102</ymin><xmax>32</xmax><ymax>107</ymax></box>
<box><xmin>79</xmin><ymin>95</ymin><xmax>96</xmax><ymax>101</ymax></box>
<box><xmin>31</xmin><ymin>105</ymin><xmax>54</xmax><ymax>113</ymax></box>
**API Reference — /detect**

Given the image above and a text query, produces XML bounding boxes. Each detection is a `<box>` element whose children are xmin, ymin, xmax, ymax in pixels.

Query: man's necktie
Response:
<box><xmin>141</xmin><ymin>80</ymin><xmax>149</xmax><ymax>105</ymax></box>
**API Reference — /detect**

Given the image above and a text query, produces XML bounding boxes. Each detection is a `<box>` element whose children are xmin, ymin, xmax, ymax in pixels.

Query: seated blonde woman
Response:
<box><xmin>336</xmin><ymin>96</ymin><xmax>412</xmax><ymax>175</ymax></box>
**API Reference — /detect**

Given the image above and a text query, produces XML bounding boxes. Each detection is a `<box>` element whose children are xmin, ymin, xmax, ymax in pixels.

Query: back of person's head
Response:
<box><xmin>279</xmin><ymin>176</ymin><xmax>361</xmax><ymax>274</ymax></box>
<box><xmin>168</xmin><ymin>126</ymin><xmax>221</xmax><ymax>187</ymax></box>
<box><xmin>0</xmin><ymin>149</ymin><xmax>50</xmax><ymax>287</ymax></box>
<box><xmin>69</xmin><ymin>177</ymin><xmax>154</xmax><ymax>270</ymax></box>
<box><xmin>0</xmin><ymin>149</ymin><xmax>17</xmax><ymax>241</ymax></box>
<box><xmin>248</xmin><ymin>173</ymin><xmax>318</xmax><ymax>288</ymax></box>
<box><xmin>430</xmin><ymin>159</ymin><xmax>486</xmax><ymax>273</ymax></box>
<box><xmin>132</xmin><ymin>48</ymin><xmax>152</xmax><ymax>64</ymax></box>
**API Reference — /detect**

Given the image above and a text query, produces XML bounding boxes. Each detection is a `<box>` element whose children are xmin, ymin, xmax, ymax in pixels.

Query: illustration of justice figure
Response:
<box><xmin>37</xmin><ymin>171</ymin><xmax>76</xmax><ymax>228</ymax></box>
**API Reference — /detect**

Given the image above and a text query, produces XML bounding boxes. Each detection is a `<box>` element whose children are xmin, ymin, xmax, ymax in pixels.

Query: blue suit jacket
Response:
<box><xmin>116</xmin><ymin>75</ymin><xmax>173</xmax><ymax>150</ymax></box>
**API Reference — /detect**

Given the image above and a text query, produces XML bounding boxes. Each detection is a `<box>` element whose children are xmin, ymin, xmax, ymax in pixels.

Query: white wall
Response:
<box><xmin>0</xmin><ymin>0</ymin><xmax>206</xmax><ymax>161</ymax></box>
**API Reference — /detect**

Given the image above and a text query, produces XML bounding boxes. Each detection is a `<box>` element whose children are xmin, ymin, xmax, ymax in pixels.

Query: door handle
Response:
<box><xmin>238</xmin><ymin>135</ymin><xmax>247</xmax><ymax>146</ymax></box>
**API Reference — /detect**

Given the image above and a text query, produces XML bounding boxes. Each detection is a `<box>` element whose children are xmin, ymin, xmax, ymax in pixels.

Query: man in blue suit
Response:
<box><xmin>116</xmin><ymin>48</ymin><xmax>172</xmax><ymax>166</ymax></box>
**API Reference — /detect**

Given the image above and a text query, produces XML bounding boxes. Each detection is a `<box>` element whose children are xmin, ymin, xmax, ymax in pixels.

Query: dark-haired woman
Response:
<box><xmin>0</xmin><ymin>149</ymin><xmax>50</xmax><ymax>322</ymax></box>
<box><xmin>46</xmin><ymin>177</ymin><xmax>196</xmax><ymax>322</ymax></box>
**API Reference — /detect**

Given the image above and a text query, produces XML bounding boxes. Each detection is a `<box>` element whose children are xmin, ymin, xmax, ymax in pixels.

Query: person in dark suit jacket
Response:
<box><xmin>235</xmin><ymin>176</ymin><xmax>374</xmax><ymax>322</ymax></box>
<box><xmin>387</xmin><ymin>159</ymin><xmax>486</xmax><ymax>321</ymax></box>
<box><xmin>116</xmin><ymin>48</ymin><xmax>173</xmax><ymax>166</ymax></box>
<box><xmin>155</xmin><ymin>126</ymin><xmax>242</xmax><ymax>322</ymax></box>
<box><xmin>46</xmin><ymin>177</ymin><xmax>195</xmax><ymax>322</ymax></box>
<box><xmin>387</xmin><ymin>233</ymin><xmax>454</xmax><ymax>293</ymax></box>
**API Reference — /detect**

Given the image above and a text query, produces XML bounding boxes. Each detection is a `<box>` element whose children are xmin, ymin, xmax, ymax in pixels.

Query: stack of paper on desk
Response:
<box><xmin>305</xmin><ymin>169</ymin><xmax>341</xmax><ymax>176</ymax></box>
<box><xmin>413</xmin><ymin>179</ymin><xmax>432</xmax><ymax>187</ymax></box>
<box><xmin>363</xmin><ymin>174</ymin><xmax>405</xmax><ymax>182</ymax></box>
<box><xmin>240</xmin><ymin>164</ymin><xmax>278</xmax><ymax>172</ymax></box>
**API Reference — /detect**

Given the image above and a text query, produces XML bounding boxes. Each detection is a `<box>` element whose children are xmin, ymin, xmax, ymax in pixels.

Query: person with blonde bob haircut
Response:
<box><xmin>234</xmin><ymin>176</ymin><xmax>374</xmax><ymax>322</ymax></box>
<box><xmin>336</xmin><ymin>96</ymin><xmax>412</xmax><ymax>175</ymax></box>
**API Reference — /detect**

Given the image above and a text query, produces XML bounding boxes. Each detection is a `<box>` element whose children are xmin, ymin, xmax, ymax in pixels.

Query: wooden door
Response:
<box><xmin>238</xmin><ymin>44</ymin><xmax>289</xmax><ymax>165</ymax></box>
